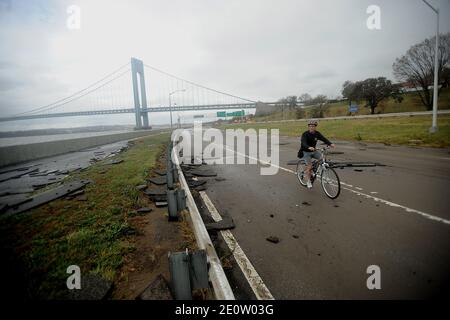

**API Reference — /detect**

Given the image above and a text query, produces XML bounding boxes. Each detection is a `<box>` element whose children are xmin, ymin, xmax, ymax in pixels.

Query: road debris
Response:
<box><xmin>190</xmin><ymin>169</ymin><xmax>217</xmax><ymax>177</ymax></box>
<box><xmin>136</xmin><ymin>274</ymin><xmax>173</xmax><ymax>300</ymax></box>
<box><xmin>155</xmin><ymin>201</ymin><xmax>168</xmax><ymax>207</ymax></box>
<box><xmin>153</xmin><ymin>169</ymin><xmax>167</xmax><ymax>176</ymax></box>
<box><xmin>0</xmin><ymin>167</ymin><xmax>39</xmax><ymax>182</ymax></box>
<box><xmin>2</xmin><ymin>179</ymin><xmax>91</xmax><ymax>216</ymax></box>
<box><xmin>148</xmin><ymin>176</ymin><xmax>167</xmax><ymax>185</ymax></box>
<box><xmin>205</xmin><ymin>217</ymin><xmax>235</xmax><ymax>231</ymax></box>
<box><xmin>266</xmin><ymin>236</ymin><xmax>280</xmax><ymax>244</ymax></box>
<box><xmin>109</xmin><ymin>159</ymin><xmax>124</xmax><ymax>165</ymax></box>
<box><xmin>137</xmin><ymin>207</ymin><xmax>153</xmax><ymax>213</ymax></box>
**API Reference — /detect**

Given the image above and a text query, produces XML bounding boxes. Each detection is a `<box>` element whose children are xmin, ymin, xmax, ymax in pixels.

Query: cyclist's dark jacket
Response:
<box><xmin>300</xmin><ymin>130</ymin><xmax>332</xmax><ymax>152</ymax></box>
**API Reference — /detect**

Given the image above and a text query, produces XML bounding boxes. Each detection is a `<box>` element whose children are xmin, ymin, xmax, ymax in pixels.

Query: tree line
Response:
<box><xmin>277</xmin><ymin>32</ymin><xmax>449</xmax><ymax>116</ymax></box>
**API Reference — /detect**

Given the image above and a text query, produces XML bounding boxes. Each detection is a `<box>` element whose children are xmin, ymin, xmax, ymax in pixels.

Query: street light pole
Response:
<box><xmin>422</xmin><ymin>0</ymin><xmax>440</xmax><ymax>133</ymax></box>
<box><xmin>169</xmin><ymin>89</ymin><xmax>186</xmax><ymax>129</ymax></box>
<box><xmin>169</xmin><ymin>94</ymin><xmax>172</xmax><ymax>129</ymax></box>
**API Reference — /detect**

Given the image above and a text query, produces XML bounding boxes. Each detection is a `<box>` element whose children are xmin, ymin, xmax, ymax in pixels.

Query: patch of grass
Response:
<box><xmin>220</xmin><ymin>115</ymin><xmax>450</xmax><ymax>148</ymax></box>
<box><xmin>0</xmin><ymin>132</ymin><xmax>170</xmax><ymax>299</ymax></box>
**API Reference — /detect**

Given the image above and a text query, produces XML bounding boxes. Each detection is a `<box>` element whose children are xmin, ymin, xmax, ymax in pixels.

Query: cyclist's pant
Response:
<box><xmin>303</xmin><ymin>150</ymin><xmax>322</xmax><ymax>166</ymax></box>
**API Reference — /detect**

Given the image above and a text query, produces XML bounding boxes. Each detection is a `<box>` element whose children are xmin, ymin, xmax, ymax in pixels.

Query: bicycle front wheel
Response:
<box><xmin>296</xmin><ymin>161</ymin><xmax>308</xmax><ymax>187</ymax></box>
<box><xmin>321</xmin><ymin>167</ymin><xmax>341</xmax><ymax>199</ymax></box>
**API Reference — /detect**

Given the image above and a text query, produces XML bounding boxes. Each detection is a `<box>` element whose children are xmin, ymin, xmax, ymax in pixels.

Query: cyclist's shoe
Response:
<box><xmin>306</xmin><ymin>180</ymin><xmax>313</xmax><ymax>189</ymax></box>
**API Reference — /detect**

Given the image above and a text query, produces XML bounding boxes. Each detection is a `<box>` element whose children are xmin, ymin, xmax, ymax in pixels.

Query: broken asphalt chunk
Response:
<box><xmin>155</xmin><ymin>201</ymin><xmax>168</xmax><ymax>207</ymax></box>
<box><xmin>193</xmin><ymin>185</ymin><xmax>207</xmax><ymax>192</ymax></box>
<box><xmin>0</xmin><ymin>167</ymin><xmax>39</xmax><ymax>182</ymax></box>
<box><xmin>0</xmin><ymin>194</ymin><xmax>32</xmax><ymax>208</ymax></box>
<box><xmin>0</xmin><ymin>188</ymin><xmax>34</xmax><ymax>196</ymax></box>
<box><xmin>187</xmin><ymin>180</ymin><xmax>206</xmax><ymax>188</ymax></box>
<box><xmin>153</xmin><ymin>169</ymin><xmax>167</xmax><ymax>176</ymax></box>
<box><xmin>266</xmin><ymin>236</ymin><xmax>280</xmax><ymax>244</ymax></box>
<box><xmin>205</xmin><ymin>218</ymin><xmax>235</xmax><ymax>231</ymax></box>
<box><xmin>189</xmin><ymin>169</ymin><xmax>217</xmax><ymax>177</ymax></box>
<box><xmin>148</xmin><ymin>176</ymin><xmax>167</xmax><ymax>186</ymax></box>
<box><xmin>2</xmin><ymin>180</ymin><xmax>90</xmax><ymax>216</ymax></box>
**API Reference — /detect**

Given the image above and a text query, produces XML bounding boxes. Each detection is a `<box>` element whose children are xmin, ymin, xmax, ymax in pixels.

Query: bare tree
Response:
<box><xmin>342</xmin><ymin>80</ymin><xmax>358</xmax><ymax>103</ymax></box>
<box><xmin>341</xmin><ymin>78</ymin><xmax>403</xmax><ymax>114</ymax></box>
<box><xmin>393</xmin><ymin>33</ymin><xmax>450</xmax><ymax>110</ymax></box>
<box><xmin>286</xmin><ymin>96</ymin><xmax>298</xmax><ymax>109</ymax></box>
<box><xmin>359</xmin><ymin>78</ymin><xmax>403</xmax><ymax>114</ymax></box>
<box><xmin>299</xmin><ymin>93</ymin><xmax>312</xmax><ymax>104</ymax></box>
<box><xmin>311</xmin><ymin>94</ymin><xmax>328</xmax><ymax>105</ymax></box>
<box><xmin>277</xmin><ymin>96</ymin><xmax>297</xmax><ymax>110</ymax></box>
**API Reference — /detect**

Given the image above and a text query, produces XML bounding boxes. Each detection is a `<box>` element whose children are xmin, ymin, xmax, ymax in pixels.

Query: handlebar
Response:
<box><xmin>317</xmin><ymin>144</ymin><xmax>332</xmax><ymax>151</ymax></box>
<box><xmin>307</xmin><ymin>144</ymin><xmax>334</xmax><ymax>152</ymax></box>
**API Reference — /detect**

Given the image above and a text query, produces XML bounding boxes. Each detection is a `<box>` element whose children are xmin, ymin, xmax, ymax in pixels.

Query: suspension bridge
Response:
<box><xmin>0</xmin><ymin>58</ymin><xmax>280</xmax><ymax>129</ymax></box>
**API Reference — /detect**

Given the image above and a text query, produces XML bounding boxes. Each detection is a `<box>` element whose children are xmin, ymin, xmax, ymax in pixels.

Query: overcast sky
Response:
<box><xmin>1</xmin><ymin>0</ymin><xmax>449</xmax><ymax>118</ymax></box>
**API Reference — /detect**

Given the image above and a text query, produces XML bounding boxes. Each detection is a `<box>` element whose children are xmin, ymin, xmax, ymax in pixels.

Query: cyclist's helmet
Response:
<box><xmin>308</xmin><ymin>119</ymin><xmax>318</xmax><ymax>126</ymax></box>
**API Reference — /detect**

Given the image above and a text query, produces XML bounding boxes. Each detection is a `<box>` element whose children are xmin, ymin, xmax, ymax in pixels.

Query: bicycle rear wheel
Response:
<box><xmin>320</xmin><ymin>167</ymin><xmax>340</xmax><ymax>199</ymax></box>
<box><xmin>296</xmin><ymin>161</ymin><xmax>308</xmax><ymax>187</ymax></box>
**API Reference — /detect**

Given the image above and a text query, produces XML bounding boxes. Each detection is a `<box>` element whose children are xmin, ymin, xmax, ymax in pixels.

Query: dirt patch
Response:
<box><xmin>111</xmin><ymin>153</ymin><xmax>197</xmax><ymax>300</ymax></box>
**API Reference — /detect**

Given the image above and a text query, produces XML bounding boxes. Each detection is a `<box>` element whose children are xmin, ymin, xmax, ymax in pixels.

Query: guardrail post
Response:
<box><xmin>189</xmin><ymin>250</ymin><xmax>209</xmax><ymax>290</ymax></box>
<box><xmin>172</xmin><ymin>166</ymin><xmax>179</xmax><ymax>182</ymax></box>
<box><xmin>167</xmin><ymin>189</ymin><xmax>178</xmax><ymax>221</ymax></box>
<box><xmin>176</xmin><ymin>188</ymin><xmax>186</xmax><ymax>212</ymax></box>
<box><xmin>169</xmin><ymin>251</ymin><xmax>192</xmax><ymax>300</ymax></box>
<box><xmin>166</xmin><ymin>170</ymin><xmax>174</xmax><ymax>190</ymax></box>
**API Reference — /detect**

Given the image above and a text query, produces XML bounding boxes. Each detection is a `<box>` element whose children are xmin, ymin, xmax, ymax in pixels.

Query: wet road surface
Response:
<box><xmin>196</xmin><ymin>135</ymin><xmax>450</xmax><ymax>299</ymax></box>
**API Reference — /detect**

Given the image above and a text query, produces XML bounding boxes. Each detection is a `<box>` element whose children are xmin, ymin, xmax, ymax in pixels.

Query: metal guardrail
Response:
<box><xmin>170</xmin><ymin>142</ymin><xmax>235</xmax><ymax>300</ymax></box>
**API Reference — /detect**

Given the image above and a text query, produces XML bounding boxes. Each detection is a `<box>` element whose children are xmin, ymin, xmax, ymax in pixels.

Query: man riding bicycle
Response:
<box><xmin>298</xmin><ymin>120</ymin><xmax>335</xmax><ymax>188</ymax></box>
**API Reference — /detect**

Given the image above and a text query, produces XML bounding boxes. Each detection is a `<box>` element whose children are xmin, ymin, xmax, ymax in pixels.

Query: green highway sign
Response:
<box><xmin>217</xmin><ymin>110</ymin><xmax>245</xmax><ymax>118</ymax></box>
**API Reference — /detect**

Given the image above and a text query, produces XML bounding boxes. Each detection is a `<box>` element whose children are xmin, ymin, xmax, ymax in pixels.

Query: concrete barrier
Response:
<box><xmin>0</xmin><ymin>130</ymin><xmax>159</xmax><ymax>167</ymax></box>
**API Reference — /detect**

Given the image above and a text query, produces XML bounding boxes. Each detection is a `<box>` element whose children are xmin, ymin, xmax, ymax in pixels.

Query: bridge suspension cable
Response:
<box><xmin>143</xmin><ymin>63</ymin><xmax>256</xmax><ymax>104</ymax></box>
<box><xmin>25</xmin><ymin>68</ymin><xmax>131</xmax><ymax>115</ymax></box>
<box><xmin>12</xmin><ymin>62</ymin><xmax>131</xmax><ymax>117</ymax></box>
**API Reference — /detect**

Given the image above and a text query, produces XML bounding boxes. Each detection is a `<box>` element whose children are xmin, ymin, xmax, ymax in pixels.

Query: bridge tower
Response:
<box><xmin>131</xmin><ymin>57</ymin><xmax>149</xmax><ymax>129</ymax></box>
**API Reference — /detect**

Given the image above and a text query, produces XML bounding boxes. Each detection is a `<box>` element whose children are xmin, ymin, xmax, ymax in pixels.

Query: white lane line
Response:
<box><xmin>199</xmin><ymin>191</ymin><xmax>275</xmax><ymax>300</ymax></box>
<box><xmin>341</xmin><ymin>186</ymin><xmax>450</xmax><ymax>225</ymax></box>
<box><xmin>216</xmin><ymin>143</ymin><xmax>450</xmax><ymax>226</ymax></box>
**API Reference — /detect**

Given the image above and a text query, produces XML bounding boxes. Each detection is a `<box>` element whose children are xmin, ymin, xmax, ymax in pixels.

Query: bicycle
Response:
<box><xmin>296</xmin><ymin>146</ymin><xmax>341</xmax><ymax>199</ymax></box>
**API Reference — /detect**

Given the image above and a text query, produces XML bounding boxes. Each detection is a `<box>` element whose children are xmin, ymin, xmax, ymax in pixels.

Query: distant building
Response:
<box><xmin>399</xmin><ymin>81</ymin><xmax>442</xmax><ymax>93</ymax></box>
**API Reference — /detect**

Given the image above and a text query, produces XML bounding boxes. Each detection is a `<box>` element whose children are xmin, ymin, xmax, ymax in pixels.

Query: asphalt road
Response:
<box><xmin>198</xmin><ymin>135</ymin><xmax>450</xmax><ymax>299</ymax></box>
